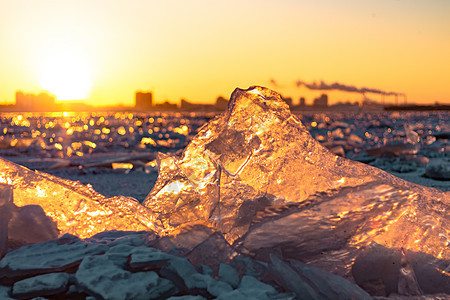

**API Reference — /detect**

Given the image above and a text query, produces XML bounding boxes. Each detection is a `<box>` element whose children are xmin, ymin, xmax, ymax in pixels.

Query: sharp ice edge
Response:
<box><xmin>143</xmin><ymin>86</ymin><xmax>450</xmax><ymax>296</ymax></box>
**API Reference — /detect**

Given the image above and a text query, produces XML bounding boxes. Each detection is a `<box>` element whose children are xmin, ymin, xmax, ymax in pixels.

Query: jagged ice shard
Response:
<box><xmin>144</xmin><ymin>86</ymin><xmax>449</xmax><ymax>295</ymax></box>
<box><xmin>0</xmin><ymin>159</ymin><xmax>156</xmax><ymax>240</ymax></box>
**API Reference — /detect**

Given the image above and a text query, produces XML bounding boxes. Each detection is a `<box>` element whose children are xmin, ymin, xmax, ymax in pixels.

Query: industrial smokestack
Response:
<box><xmin>295</xmin><ymin>80</ymin><xmax>405</xmax><ymax>99</ymax></box>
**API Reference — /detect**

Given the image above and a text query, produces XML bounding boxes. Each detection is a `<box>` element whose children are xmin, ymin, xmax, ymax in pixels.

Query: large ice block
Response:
<box><xmin>0</xmin><ymin>158</ymin><xmax>157</xmax><ymax>238</ymax></box>
<box><xmin>144</xmin><ymin>86</ymin><xmax>449</xmax><ymax>295</ymax></box>
<box><xmin>144</xmin><ymin>86</ymin><xmax>448</xmax><ymax>237</ymax></box>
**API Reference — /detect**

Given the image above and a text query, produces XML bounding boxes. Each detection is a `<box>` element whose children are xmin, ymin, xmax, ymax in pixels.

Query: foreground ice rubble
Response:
<box><xmin>0</xmin><ymin>86</ymin><xmax>449</xmax><ymax>298</ymax></box>
<box><xmin>0</xmin><ymin>229</ymin><xmax>372</xmax><ymax>299</ymax></box>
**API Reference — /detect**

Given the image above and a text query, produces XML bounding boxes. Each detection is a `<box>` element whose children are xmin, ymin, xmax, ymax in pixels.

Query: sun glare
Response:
<box><xmin>37</xmin><ymin>45</ymin><xmax>93</xmax><ymax>101</ymax></box>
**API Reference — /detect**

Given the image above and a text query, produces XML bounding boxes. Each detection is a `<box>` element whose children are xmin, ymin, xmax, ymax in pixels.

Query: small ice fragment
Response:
<box><xmin>268</xmin><ymin>254</ymin><xmax>320</xmax><ymax>299</ymax></box>
<box><xmin>112</xmin><ymin>162</ymin><xmax>134</xmax><ymax>171</ymax></box>
<box><xmin>218</xmin><ymin>263</ymin><xmax>240</xmax><ymax>288</ymax></box>
<box><xmin>8</xmin><ymin>204</ymin><xmax>59</xmax><ymax>245</ymax></box>
<box><xmin>365</xmin><ymin>124</ymin><xmax>421</xmax><ymax>158</ymax></box>
<box><xmin>404</xmin><ymin>124</ymin><xmax>420</xmax><ymax>145</ymax></box>
<box><xmin>425</xmin><ymin>159</ymin><xmax>450</xmax><ymax>180</ymax></box>
<box><xmin>76</xmin><ymin>254</ymin><xmax>175</xmax><ymax>300</ymax></box>
<box><xmin>12</xmin><ymin>273</ymin><xmax>70</xmax><ymax>299</ymax></box>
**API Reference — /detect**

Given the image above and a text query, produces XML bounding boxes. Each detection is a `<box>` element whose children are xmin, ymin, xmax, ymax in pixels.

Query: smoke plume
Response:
<box><xmin>269</xmin><ymin>78</ymin><xmax>279</xmax><ymax>88</ymax></box>
<box><xmin>295</xmin><ymin>80</ymin><xmax>405</xmax><ymax>97</ymax></box>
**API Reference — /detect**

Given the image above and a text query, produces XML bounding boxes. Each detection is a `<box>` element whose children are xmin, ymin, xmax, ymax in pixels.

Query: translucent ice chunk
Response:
<box><xmin>8</xmin><ymin>204</ymin><xmax>59</xmax><ymax>246</ymax></box>
<box><xmin>404</xmin><ymin>123</ymin><xmax>420</xmax><ymax>145</ymax></box>
<box><xmin>0</xmin><ymin>183</ymin><xmax>59</xmax><ymax>251</ymax></box>
<box><xmin>144</xmin><ymin>86</ymin><xmax>446</xmax><ymax>238</ymax></box>
<box><xmin>365</xmin><ymin>124</ymin><xmax>421</xmax><ymax>157</ymax></box>
<box><xmin>144</xmin><ymin>86</ymin><xmax>450</xmax><ymax>294</ymax></box>
<box><xmin>0</xmin><ymin>158</ymin><xmax>157</xmax><ymax>238</ymax></box>
<box><xmin>425</xmin><ymin>158</ymin><xmax>450</xmax><ymax>180</ymax></box>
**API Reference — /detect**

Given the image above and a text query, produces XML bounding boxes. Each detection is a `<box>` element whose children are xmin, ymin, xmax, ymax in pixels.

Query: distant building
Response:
<box><xmin>215</xmin><ymin>96</ymin><xmax>228</xmax><ymax>111</ymax></box>
<box><xmin>15</xmin><ymin>91</ymin><xmax>56</xmax><ymax>111</ymax></box>
<box><xmin>180</xmin><ymin>99</ymin><xmax>196</xmax><ymax>110</ymax></box>
<box><xmin>179</xmin><ymin>98</ymin><xmax>218</xmax><ymax>112</ymax></box>
<box><xmin>313</xmin><ymin>94</ymin><xmax>328</xmax><ymax>107</ymax></box>
<box><xmin>154</xmin><ymin>101</ymin><xmax>177</xmax><ymax>110</ymax></box>
<box><xmin>282</xmin><ymin>96</ymin><xmax>293</xmax><ymax>108</ymax></box>
<box><xmin>299</xmin><ymin>97</ymin><xmax>306</xmax><ymax>107</ymax></box>
<box><xmin>361</xmin><ymin>96</ymin><xmax>383</xmax><ymax>111</ymax></box>
<box><xmin>331</xmin><ymin>101</ymin><xmax>360</xmax><ymax>111</ymax></box>
<box><xmin>135</xmin><ymin>91</ymin><xmax>153</xmax><ymax>110</ymax></box>
<box><xmin>291</xmin><ymin>97</ymin><xmax>307</xmax><ymax>111</ymax></box>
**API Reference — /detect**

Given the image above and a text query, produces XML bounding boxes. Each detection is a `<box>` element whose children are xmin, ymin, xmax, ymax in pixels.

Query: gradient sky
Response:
<box><xmin>1</xmin><ymin>0</ymin><xmax>449</xmax><ymax>106</ymax></box>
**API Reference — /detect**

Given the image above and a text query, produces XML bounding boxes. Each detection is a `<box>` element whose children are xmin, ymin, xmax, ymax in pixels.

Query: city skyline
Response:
<box><xmin>4</xmin><ymin>87</ymin><xmax>403</xmax><ymax>109</ymax></box>
<box><xmin>5</xmin><ymin>88</ymin><xmax>447</xmax><ymax>113</ymax></box>
<box><xmin>1</xmin><ymin>0</ymin><xmax>449</xmax><ymax>106</ymax></box>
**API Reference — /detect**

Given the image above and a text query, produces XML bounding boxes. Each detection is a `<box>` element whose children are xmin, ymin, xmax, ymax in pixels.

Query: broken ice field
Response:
<box><xmin>0</xmin><ymin>86</ymin><xmax>448</xmax><ymax>299</ymax></box>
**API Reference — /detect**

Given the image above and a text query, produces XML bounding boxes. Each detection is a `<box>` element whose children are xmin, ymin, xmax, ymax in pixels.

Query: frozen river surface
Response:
<box><xmin>0</xmin><ymin>87</ymin><xmax>449</xmax><ymax>298</ymax></box>
<box><xmin>1</xmin><ymin>105</ymin><xmax>448</xmax><ymax>196</ymax></box>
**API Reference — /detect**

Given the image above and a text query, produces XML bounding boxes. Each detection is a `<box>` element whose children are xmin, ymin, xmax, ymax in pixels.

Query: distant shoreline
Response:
<box><xmin>0</xmin><ymin>104</ymin><xmax>448</xmax><ymax>113</ymax></box>
<box><xmin>384</xmin><ymin>105</ymin><xmax>450</xmax><ymax>111</ymax></box>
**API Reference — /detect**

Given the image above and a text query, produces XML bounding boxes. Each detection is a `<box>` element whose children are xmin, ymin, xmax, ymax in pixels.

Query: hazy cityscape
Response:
<box><xmin>0</xmin><ymin>89</ymin><xmax>448</xmax><ymax>113</ymax></box>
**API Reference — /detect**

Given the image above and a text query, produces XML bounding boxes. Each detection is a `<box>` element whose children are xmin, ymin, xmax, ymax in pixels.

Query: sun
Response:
<box><xmin>37</xmin><ymin>45</ymin><xmax>93</xmax><ymax>101</ymax></box>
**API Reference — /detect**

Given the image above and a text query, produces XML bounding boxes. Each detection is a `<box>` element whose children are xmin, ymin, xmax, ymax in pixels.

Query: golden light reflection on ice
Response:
<box><xmin>35</xmin><ymin>186</ymin><xmax>47</xmax><ymax>197</ymax></box>
<box><xmin>142</xmin><ymin>86</ymin><xmax>450</xmax><ymax>288</ymax></box>
<box><xmin>0</xmin><ymin>111</ymin><xmax>196</xmax><ymax>162</ymax></box>
<box><xmin>0</xmin><ymin>157</ymin><xmax>158</xmax><ymax>238</ymax></box>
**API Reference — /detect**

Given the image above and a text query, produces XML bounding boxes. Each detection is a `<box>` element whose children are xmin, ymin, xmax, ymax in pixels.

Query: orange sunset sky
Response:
<box><xmin>0</xmin><ymin>0</ymin><xmax>449</xmax><ymax>106</ymax></box>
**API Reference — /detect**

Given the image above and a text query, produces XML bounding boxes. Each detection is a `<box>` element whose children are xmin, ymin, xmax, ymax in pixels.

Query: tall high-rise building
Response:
<box><xmin>313</xmin><ymin>94</ymin><xmax>328</xmax><ymax>107</ymax></box>
<box><xmin>299</xmin><ymin>97</ymin><xmax>306</xmax><ymax>106</ymax></box>
<box><xmin>135</xmin><ymin>91</ymin><xmax>153</xmax><ymax>110</ymax></box>
<box><xmin>282</xmin><ymin>96</ymin><xmax>293</xmax><ymax>108</ymax></box>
